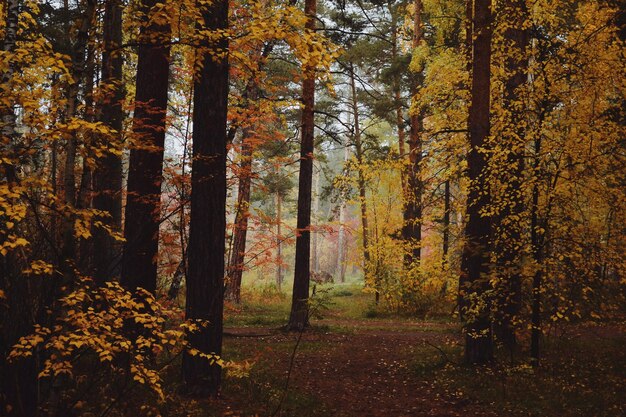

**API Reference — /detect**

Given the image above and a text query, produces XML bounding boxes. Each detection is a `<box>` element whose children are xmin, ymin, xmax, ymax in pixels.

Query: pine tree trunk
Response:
<box><xmin>349</xmin><ymin>66</ymin><xmax>372</xmax><ymax>296</ymax></box>
<box><xmin>287</xmin><ymin>0</ymin><xmax>316</xmax><ymax>331</ymax></box>
<box><xmin>530</xmin><ymin>137</ymin><xmax>543</xmax><ymax>366</ymax></box>
<box><xmin>120</xmin><ymin>0</ymin><xmax>171</xmax><ymax>293</ymax></box>
<box><xmin>311</xmin><ymin>164</ymin><xmax>320</xmax><ymax>273</ymax></box>
<box><xmin>403</xmin><ymin>0</ymin><xmax>423</xmax><ymax>267</ymax></box>
<box><xmin>0</xmin><ymin>3</ymin><xmax>39</xmax><ymax>414</ymax></box>
<box><xmin>182</xmin><ymin>0</ymin><xmax>229</xmax><ymax>394</ymax></box>
<box><xmin>337</xmin><ymin>144</ymin><xmax>348</xmax><ymax>283</ymax></box>
<box><xmin>92</xmin><ymin>0</ymin><xmax>124</xmax><ymax>284</ymax></box>
<box><xmin>61</xmin><ymin>0</ymin><xmax>96</xmax><ymax>273</ymax></box>
<box><xmin>226</xmin><ymin>127</ymin><xmax>253</xmax><ymax>303</ymax></box>
<box><xmin>0</xmin><ymin>0</ymin><xmax>19</xmax><ymax>183</ymax></box>
<box><xmin>276</xmin><ymin>192</ymin><xmax>283</xmax><ymax>290</ymax></box>
<box><xmin>460</xmin><ymin>0</ymin><xmax>494</xmax><ymax>364</ymax></box>
<box><xmin>493</xmin><ymin>0</ymin><xmax>529</xmax><ymax>353</ymax></box>
<box><xmin>443</xmin><ymin>180</ymin><xmax>450</xmax><ymax>263</ymax></box>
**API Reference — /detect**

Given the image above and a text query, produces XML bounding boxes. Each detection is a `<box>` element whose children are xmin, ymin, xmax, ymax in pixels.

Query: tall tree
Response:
<box><xmin>459</xmin><ymin>0</ymin><xmax>494</xmax><ymax>364</ymax></box>
<box><xmin>0</xmin><ymin>3</ymin><xmax>38</xmax><ymax>415</ymax></box>
<box><xmin>492</xmin><ymin>0</ymin><xmax>529</xmax><ymax>352</ymax></box>
<box><xmin>287</xmin><ymin>0</ymin><xmax>317</xmax><ymax>331</ymax></box>
<box><xmin>182</xmin><ymin>0</ymin><xmax>229</xmax><ymax>393</ymax></box>
<box><xmin>349</xmin><ymin>64</ymin><xmax>373</xmax><ymax>301</ymax></box>
<box><xmin>403</xmin><ymin>0</ymin><xmax>424</xmax><ymax>267</ymax></box>
<box><xmin>92</xmin><ymin>0</ymin><xmax>124</xmax><ymax>283</ymax></box>
<box><xmin>225</xmin><ymin>124</ymin><xmax>254</xmax><ymax>303</ymax></box>
<box><xmin>120</xmin><ymin>0</ymin><xmax>171</xmax><ymax>292</ymax></box>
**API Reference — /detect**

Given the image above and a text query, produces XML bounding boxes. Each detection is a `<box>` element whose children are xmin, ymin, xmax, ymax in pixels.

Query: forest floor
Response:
<box><xmin>173</xmin><ymin>283</ymin><xmax>626</xmax><ymax>417</ymax></box>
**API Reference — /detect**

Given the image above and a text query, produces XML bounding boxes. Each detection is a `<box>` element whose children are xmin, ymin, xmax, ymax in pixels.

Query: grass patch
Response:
<box><xmin>410</xmin><ymin>331</ymin><xmax>626</xmax><ymax>417</ymax></box>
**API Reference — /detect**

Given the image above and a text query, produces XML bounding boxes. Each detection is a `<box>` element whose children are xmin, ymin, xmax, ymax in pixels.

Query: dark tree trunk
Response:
<box><xmin>530</xmin><ymin>137</ymin><xmax>543</xmax><ymax>366</ymax></box>
<box><xmin>120</xmin><ymin>0</ymin><xmax>171</xmax><ymax>293</ymax></box>
<box><xmin>182</xmin><ymin>0</ymin><xmax>229</xmax><ymax>394</ymax></box>
<box><xmin>92</xmin><ymin>0</ymin><xmax>124</xmax><ymax>284</ymax></box>
<box><xmin>493</xmin><ymin>0</ymin><xmax>529</xmax><ymax>353</ymax></box>
<box><xmin>225</xmin><ymin>37</ymin><xmax>283</xmax><ymax>302</ymax></box>
<box><xmin>77</xmin><ymin>40</ymin><xmax>96</xmax><ymax>270</ymax></box>
<box><xmin>443</xmin><ymin>179</ymin><xmax>450</xmax><ymax>263</ymax></box>
<box><xmin>460</xmin><ymin>0</ymin><xmax>494</xmax><ymax>364</ymax></box>
<box><xmin>0</xmin><ymin>3</ymin><xmax>38</xmax><ymax>414</ymax></box>
<box><xmin>349</xmin><ymin>65</ymin><xmax>372</xmax><ymax>299</ymax></box>
<box><xmin>287</xmin><ymin>0</ymin><xmax>316</xmax><ymax>331</ymax></box>
<box><xmin>276</xmin><ymin>192</ymin><xmax>283</xmax><ymax>289</ymax></box>
<box><xmin>61</xmin><ymin>0</ymin><xmax>96</xmax><ymax>275</ymax></box>
<box><xmin>226</xmin><ymin>127</ymin><xmax>253</xmax><ymax>303</ymax></box>
<box><xmin>403</xmin><ymin>0</ymin><xmax>423</xmax><ymax>267</ymax></box>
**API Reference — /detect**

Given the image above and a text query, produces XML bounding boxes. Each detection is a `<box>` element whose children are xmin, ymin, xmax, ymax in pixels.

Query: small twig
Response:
<box><xmin>271</xmin><ymin>303</ymin><xmax>314</xmax><ymax>417</ymax></box>
<box><xmin>425</xmin><ymin>340</ymin><xmax>460</xmax><ymax>366</ymax></box>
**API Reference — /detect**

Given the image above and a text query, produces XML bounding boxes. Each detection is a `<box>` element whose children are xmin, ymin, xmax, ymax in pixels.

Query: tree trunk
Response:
<box><xmin>441</xmin><ymin>180</ymin><xmax>450</xmax><ymax>265</ymax></box>
<box><xmin>287</xmin><ymin>0</ymin><xmax>316</xmax><ymax>331</ymax></box>
<box><xmin>311</xmin><ymin>164</ymin><xmax>320</xmax><ymax>273</ymax></box>
<box><xmin>493</xmin><ymin>0</ymin><xmax>529</xmax><ymax>353</ymax></box>
<box><xmin>92</xmin><ymin>0</ymin><xmax>124</xmax><ymax>284</ymax></box>
<box><xmin>0</xmin><ymin>3</ymin><xmax>39</xmax><ymax>415</ymax></box>
<box><xmin>226</xmin><ymin>127</ymin><xmax>253</xmax><ymax>303</ymax></box>
<box><xmin>0</xmin><ymin>0</ymin><xmax>19</xmax><ymax>183</ymax></box>
<box><xmin>460</xmin><ymin>0</ymin><xmax>494</xmax><ymax>364</ymax></box>
<box><xmin>120</xmin><ymin>0</ymin><xmax>171</xmax><ymax>293</ymax></box>
<box><xmin>350</xmin><ymin>65</ymin><xmax>372</xmax><ymax>297</ymax></box>
<box><xmin>530</xmin><ymin>137</ymin><xmax>543</xmax><ymax>366</ymax></box>
<box><xmin>182</xmin><ymin>0</ymin><xmax>229</xmax><ymax>394</ymax></box>
<box><xmin>61</xmin><ymin>0</ymin><xmax>96</xmax><ymax>274</ymax></box>
<box><xmin>403</xmin><ymin>0</ymin><xmax>423</xmax><ymax>267</ymax></box>
<box><xmin>337</xmin><ymin>142</ymin><xmax>349</xmax><ymax>283</ymax></box>
<box><xmin>225</xmin><ymin>37</ymin><xmax>284</xmax><ymax>302</ymax></box>
<box><xmin>276</xmin><ymin>192</ymin><xmax>283</xmax><ymax>290</ymax></box>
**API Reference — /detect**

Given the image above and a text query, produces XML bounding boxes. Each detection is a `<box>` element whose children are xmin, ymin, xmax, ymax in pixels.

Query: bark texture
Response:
<box><xmin>120</xmin><ymin>0</ymin><xmax>171</xmax><ymax>293</ymax></box>
<box><xmin>182</xmin><ymin>0</ymin><xmax>229</xmax><ymax>394</ymax></box>
<box><xmin>92</xmin><ymin>0</ymin><xmax>124</xmax><ymax>283</ymax></box>
<box><xmin>287</xmin><ymin>0</ymin><xmax>317</xmax><ymax>331</ymax></box>
<box><xmin>460</xmin><ymin>0</ymin><xmax>494</xmax><ymax>364</ymax></box>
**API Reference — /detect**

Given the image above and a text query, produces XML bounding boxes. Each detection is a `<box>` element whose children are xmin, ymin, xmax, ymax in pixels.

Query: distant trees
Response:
<box><xmin>0</xmin><ymin>0</ymin><xmax>625</xmax><ymax>413</ymax></box>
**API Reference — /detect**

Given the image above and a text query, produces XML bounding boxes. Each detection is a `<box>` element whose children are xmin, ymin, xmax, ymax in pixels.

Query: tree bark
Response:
<box><xmin>403</xmin><ymin>0</ymin><xmax>423</xmax><ymax>266</ymax></box>
<box><xmin>92</xmin><ymin>0</ymin><xmax>124</xmax><ymax>284</ymax></box>
<box><xmin>61</xmin><ymin>0</ymin><xmax>96</xmax><ymax>274</ymax></box>
<box><xmin>120</xmin><ymin>0</ymin><xmax>171</xmax><ymax>293</ymax></box>
<box><xmin>493</xmin><ymin>0</ymin><xmax>529</xmax><ymax>353</ymax></box>
<box><xmin>0</xmin><ymin>0</ymin><xmax>19</xmax><ymax>183</ymax></box>
<box><xmin>276</xmin><ymin>192</ymin><xmax>283</xmax><ymax>290</ymax></box>
<box><xmin>530</xmin><ymin>137</ymin><xmax>543</xmax><ymax>366</ymax></box>
<box><xmin>460</xmin><ymin>0</ymin><xmax>494</xmax><ymax>364</ymax></box>
<box><xmin>226</xmin><ymin>127</ymin><xmax>253</xmax><ymax>303</ymax></box>
<box><xmin>182</xmin><ymin>0</ymin><xmax>229</xmax><ymax>394</ymax></box>
<box><xmin>337</xmin><ymin>141</ymin><xmax>349</xmax><ymax>283</ymax></box>
<box><xmin>349</xmin><ymin>65</ymin><xmax>372</xmax><ymax>298</ymax></box>
<box><xmin>311</xmin><ymin>164</ymin><xmax>320</xmax><ymax>273</ymax></box>
<box><xmin>0</xmin><ymin>3</ymin><xmax>39</xmax><ymax>415</ymax></box>
<box><xmin>287</xmin><ymin>0</ymin><xmax>316</xmax><ymax>331</ymax></box>
<box><xmin>443</xmin><ymin>179</ymin><xmax>450</xmax><ymax>263</ymax></box>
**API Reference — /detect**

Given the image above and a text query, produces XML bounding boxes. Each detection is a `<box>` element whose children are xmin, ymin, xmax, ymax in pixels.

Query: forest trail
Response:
<box><xmin>221</xmin><ymin>319</ymin><xmax>496</xmax><ymax>417</ymax></box>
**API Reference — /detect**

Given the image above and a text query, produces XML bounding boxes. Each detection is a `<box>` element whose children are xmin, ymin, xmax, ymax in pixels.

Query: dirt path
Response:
<box><xmin>222</xmin><ymin>320</ymin><xmax>496</xmax><ymax>417</ymax></box>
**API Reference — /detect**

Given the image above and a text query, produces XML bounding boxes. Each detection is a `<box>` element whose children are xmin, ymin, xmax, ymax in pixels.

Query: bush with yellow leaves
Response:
<box><xmin>7</xmin><ymin>278</ymin><xmax>243</xmax><ymax>416</ymax></box>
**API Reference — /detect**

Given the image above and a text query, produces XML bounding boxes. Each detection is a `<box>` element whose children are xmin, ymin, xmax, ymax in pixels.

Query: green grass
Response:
<box><xmin>409</xmin><ymin>333</ymin><xmax>626</xmax><ymax>417</ymax></box>
<box><xmin>223</xmin><ymin>284</ymin><xmax>625</xmax><ymax>417</ymax></box>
